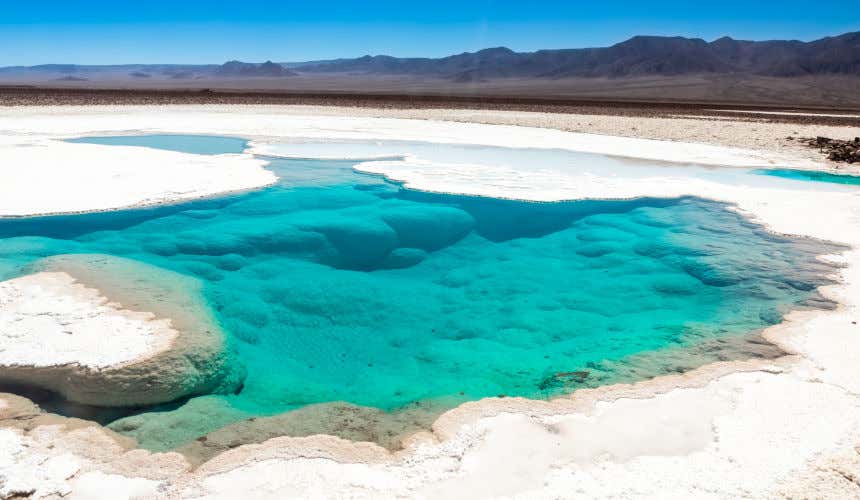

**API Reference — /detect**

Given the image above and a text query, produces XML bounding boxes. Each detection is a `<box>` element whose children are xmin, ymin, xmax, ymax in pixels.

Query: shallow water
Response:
<box><xmin>0</xmin><ymin>135</ymin><xmax>842</xmax><ymax>451</ymax></box>
<box><xmin>66</xmin><ymin>134</ymin><xmax>248</xmax><ymax>155</ymax></box>
<box><xmin>754</xmin><ymin>168</ymin><xmax>860</xmax><ymax>185</ymax></box>
<box><xmin>261</xmin><ymin>139</ymin><xmax>860</xmax><ymax>196</ymax></box>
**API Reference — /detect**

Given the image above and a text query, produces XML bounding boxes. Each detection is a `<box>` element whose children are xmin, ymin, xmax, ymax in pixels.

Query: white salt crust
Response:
<box><xmin>0</xmin><ymin>272</ymin><xmax>176</xmax><ymax>369</ymax></box>
<box><xmin>0</xmin><ymin>105</ymin><xmax>859</xmax><ymax>499</ymax></box>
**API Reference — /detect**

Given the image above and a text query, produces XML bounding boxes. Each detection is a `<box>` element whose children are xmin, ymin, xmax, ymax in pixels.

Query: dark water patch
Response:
<box><xmin>395</xmin><ymin>188</ymin><xmax>678</xmax><ymax>242</ymax></box>
<box><xmin>0</xmin><ymin>381</ymin><xmax>165</xmax><ymax>425</ymax></box>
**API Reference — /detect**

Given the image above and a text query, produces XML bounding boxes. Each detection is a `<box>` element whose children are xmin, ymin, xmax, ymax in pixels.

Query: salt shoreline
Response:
<box><xmin>0</xmin><ymin>272</ymin><xmax>177</xmax><ymax>370</ymax></box>
<box><xmin>0</xmin><ymin>134</ymin><xmax>275</xmax><ymax>218</ymax></box>
<box><xmin>0</xmin><ymin>105</ymin><xmax>859</xmax><ymax>498</ymax></box>
<box><xmin>0</xmin><ymin>254</ymin><xmax>244</xmax><ymax>408</ymax></box>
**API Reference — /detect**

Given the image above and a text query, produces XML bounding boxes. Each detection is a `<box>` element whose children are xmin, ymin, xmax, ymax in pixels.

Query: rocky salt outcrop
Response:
<box><xmin>0</xmin><ymin>392</ymin><xmax>189</xmax><ymax>499</ymax></box>
<box><xmin>0</xmin><ymin>254</ymin><xmax>244</xmax><ymax>407</ymax></box>
<box><xmin>795</xmin><ymin>136</ymin><xmax>860</xmax><ymax>164</ymax></box>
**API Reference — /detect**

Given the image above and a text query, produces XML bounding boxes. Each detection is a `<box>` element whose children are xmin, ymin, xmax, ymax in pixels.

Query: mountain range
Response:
<box><xmin>293</xmin><ymin>31</ymin><xmax>860</xmax><ymax>80</ymax></box>
<box><xmin>1</xmin><ymin>31</ymin><xmax>857</xmax><ymax>82</ymax></box>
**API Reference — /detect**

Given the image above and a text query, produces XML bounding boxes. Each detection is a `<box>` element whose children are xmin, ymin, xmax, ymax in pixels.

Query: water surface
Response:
<box><xmin>754</xmin><ymin>168</ymin><xmax>860</xmax><ymax>185</ymax></box>
<box><xmin>67</xmin><ymin>134</ymin><xmax>248</xmax><ymax>155</ymax></box>
<box><xmin>0</xmin><ymin>134</ymin><xmax>842</xmax><ymax>453</ymax></box>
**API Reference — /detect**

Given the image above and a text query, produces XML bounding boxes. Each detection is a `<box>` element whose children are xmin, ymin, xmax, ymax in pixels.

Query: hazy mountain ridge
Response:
<box><xmin>1</xmin><ymin>31</ymin><xmax>856</xmax><ymax>82</ymax></box>
<box><xmin>0</xmin><ymin>63</ymin><xmax>220</xmax><ymax>81</ymax></box>
<box><xmin>297</xmin><ymin>32</ymin><xmax>860</xmax><ymax>79</ymax></box>
<box><xmin>216</xmin><ymin>60</ymin><xmax>298</xmax><ymax>77</ymax></box>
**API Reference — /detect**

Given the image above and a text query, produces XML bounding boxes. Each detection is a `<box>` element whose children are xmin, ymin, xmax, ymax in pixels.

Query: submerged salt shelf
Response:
<box><xmin>0</xmin><ymin>134</ymin><xmax>842</xmax><ymax>454</ymax></box>
<box><xmin>255</xmin><ymin>138</ymin><xmax>859</xmax><ymax>201</ymax></box>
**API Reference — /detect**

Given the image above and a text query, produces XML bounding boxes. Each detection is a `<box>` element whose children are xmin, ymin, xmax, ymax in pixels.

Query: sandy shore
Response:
<box><xmin>1</xmin><ymin>105</ymin><xmax>859</xmax><ymax>499</ymax></box>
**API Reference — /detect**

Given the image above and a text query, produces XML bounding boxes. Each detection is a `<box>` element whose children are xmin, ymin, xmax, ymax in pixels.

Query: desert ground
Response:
<box><xmin>4</xmin><ymin>72</ymin><xmax>860</xmax><ymax>108</ymax></box>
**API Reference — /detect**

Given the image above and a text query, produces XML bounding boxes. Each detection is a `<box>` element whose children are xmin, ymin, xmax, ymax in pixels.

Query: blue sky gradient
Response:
<box><xmin>3</xmin><ymin>1</ymin><xmax>858</xmax><ymax>65</ymax></box>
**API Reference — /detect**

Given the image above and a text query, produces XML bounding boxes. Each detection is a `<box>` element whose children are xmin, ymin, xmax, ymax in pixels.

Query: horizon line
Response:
<box><xmin>2</xmin><ymin>29</ymin><xmax>854</xmax><ymax>68</ymax></box>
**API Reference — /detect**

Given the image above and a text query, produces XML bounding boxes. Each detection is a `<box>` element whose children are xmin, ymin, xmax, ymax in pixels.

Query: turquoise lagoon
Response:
<box><xmin>0</xmin><ymin>135</ymin><xmax>842</xmax><ymax>451</ymax></box>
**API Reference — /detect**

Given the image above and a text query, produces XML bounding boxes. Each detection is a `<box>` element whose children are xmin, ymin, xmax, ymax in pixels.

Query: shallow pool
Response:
<box><xmin>0</xmin><ymin>135</ymin><xmax>841</xmax><ymax>452</ymax></box>
<box><xmin>67</xmin><ymin>134</ymin><xmax>249</xmax><ymax>155</ymax></box>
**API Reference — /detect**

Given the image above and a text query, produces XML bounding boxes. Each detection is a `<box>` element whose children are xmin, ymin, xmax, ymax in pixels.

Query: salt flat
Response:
<box><xmin>0</xmin><ymin>133</ymin><xmax>274</xmax><ymax>217</ymax></box>
<box><xmin>0</xmin><ymin>105</ymin><xmax>859</xmax><ymax>499</ymax></box>
<box><xmin>0</xmin><ymin>104</ymin><xmax>838</xmax><ymax>217</ymax></box>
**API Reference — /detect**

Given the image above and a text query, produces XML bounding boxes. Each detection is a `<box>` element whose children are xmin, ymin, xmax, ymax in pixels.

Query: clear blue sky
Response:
<box><xmin>3</xmin><ymin>0</ymin><xmax>858</xmax><ymax>65</ymax></box>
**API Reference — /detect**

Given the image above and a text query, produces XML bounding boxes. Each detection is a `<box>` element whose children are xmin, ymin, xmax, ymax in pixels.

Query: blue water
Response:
<box><xmin>66</xmin><ymin>134</ymin><xmax>249</xmax><ymax>155</ymax></box>
<box><xmin>754</xmin><ymin>168</ymin><xmax>860</xmax><ymax>185</ymax></box>
<box><xmin>0</xmin><ymin>135</ymin><xmax>840</xmax><ymax>451</ymax></box>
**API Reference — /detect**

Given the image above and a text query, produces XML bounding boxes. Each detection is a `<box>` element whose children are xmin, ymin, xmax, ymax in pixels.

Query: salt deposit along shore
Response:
<box><xmin>0</xmin><ymin>105</ymin><xmax>859</xmax><ymax>498</ymax></box>
<box><xmin>0</xmin><ymin>253</ymin><xmax>245</xmax><ymax>408</ymax></box>
<box><xmin>0</xmin><ymin>132</ymin><xmax>275</xmax><ymax>217</ymax></box>
<box><xmin>0</xmin><ymin>104</ymin><xmax>854</xmax><ymax>216</ymax></box>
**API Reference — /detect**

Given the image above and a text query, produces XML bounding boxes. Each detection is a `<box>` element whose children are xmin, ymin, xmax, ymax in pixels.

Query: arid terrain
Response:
<box><xmin>3</xmin><ymin>31</ymin><xmax>858</xmax><ymax>108</ymax></box>
<box><xmin>2</xmin><ymin>73</ymin><xmax>860</xmax><ymax>108</ymax></box>
<box><xmin>3</xmin><ymin>86</ymin><xmax>860</xmax><ymax>125</ymax></box>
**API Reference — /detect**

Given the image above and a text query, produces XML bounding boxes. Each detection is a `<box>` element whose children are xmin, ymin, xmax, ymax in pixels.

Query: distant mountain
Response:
<box><xmin>215</xmin><ymin>60</ymin><xmax>297</xmax><ymax>77</ymax></box>
<box><xmin>0</xmin><ymin>31</ymin><xmax>856</xmax><ymax>84</ymax></box>
<box><xmin>707</xmin><ymin>32</ymin><xmax>860</xmax><ymax>76</ymax></box>
<box><xmin>0</xmin><ymin>63</ymin><xmax>219</xmax><ymax>81</ymax></box>
<box><xmin>298</xmin><ymin>31</ymin><xmax>860</xmax><ymax>80</ymax></box>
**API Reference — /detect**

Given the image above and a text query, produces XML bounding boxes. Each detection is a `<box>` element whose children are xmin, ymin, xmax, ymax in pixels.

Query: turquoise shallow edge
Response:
<box><xmin>753</xmin><ymin>168</ymin><xmax>860</xmax><ymax>185</ymax></box>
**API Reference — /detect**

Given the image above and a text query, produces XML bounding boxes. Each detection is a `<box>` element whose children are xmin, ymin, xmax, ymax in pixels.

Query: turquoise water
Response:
<box><xmin>66</xmin><ymin>134</ymin><xmax>248</xmax><ymax>155</ymax></box>
<box><xmin>754</xmin><ymin>168</ymin><xmax>860</xmax><ymax>185</ymax></box>
<box><xmin>0</xmin><ymin>135</ymin><xmax>841</xmax><ymax>450</ymax></box>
